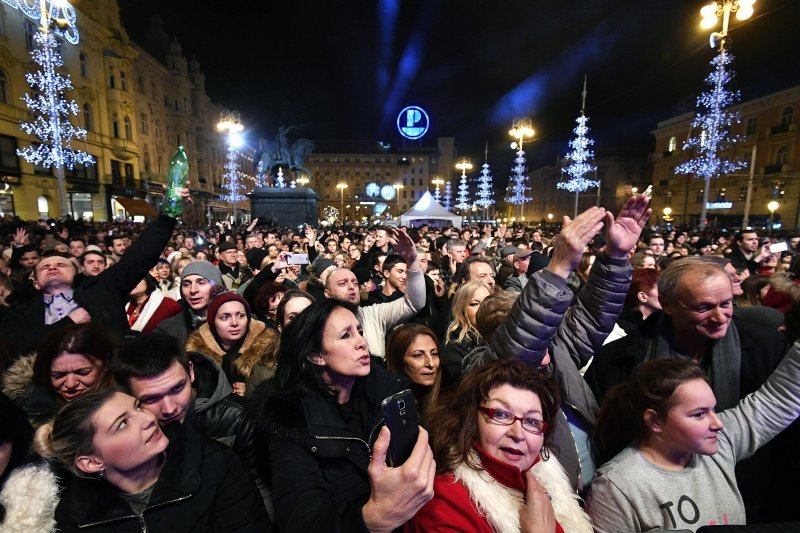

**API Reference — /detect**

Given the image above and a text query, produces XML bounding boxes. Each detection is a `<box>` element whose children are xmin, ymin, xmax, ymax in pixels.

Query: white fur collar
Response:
<box><xmin>453</xmin><ymin>449</ymin><xmax>593</xmax><ymax>533</ymax></box>
<box><xmin>0</xmin><ymin>462</ymin><xmax>59</xmax><ymax>532</ymax></box>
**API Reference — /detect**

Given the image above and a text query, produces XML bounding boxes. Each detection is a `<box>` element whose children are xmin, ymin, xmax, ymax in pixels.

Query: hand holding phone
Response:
<box><xmin>381</xmin><ymin>390</ymin><xmax>419</xmax><ymax>466</ymax></box>
<box><xmin>287</xmin><ymin>253</ymin><xmax>309</xmax><ymax>265</ymax></box>
<box><xmin>769</xmin><ymin>242</ymin><xmax>788</xmax><ymax>254</ymax></box>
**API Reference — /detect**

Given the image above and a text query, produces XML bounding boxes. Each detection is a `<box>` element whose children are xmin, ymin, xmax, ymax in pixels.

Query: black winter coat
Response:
<box><xmin>250</xmin><ymin>362</ymin><xmax>406</xmax><ymax>533</ymax></box>
<box><xmin>0</xmin><ymin>214</ymin><xmax>176</xmax><ymax>357</ymax></box>
<box><xmin>54</xmin><ymin>421</ymin><xmax>268</xmax><ymax>532</ymax></box>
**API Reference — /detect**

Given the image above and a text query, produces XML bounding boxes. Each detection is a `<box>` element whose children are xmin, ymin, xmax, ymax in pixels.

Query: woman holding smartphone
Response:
<box><xmin>251</xmin><ymin>298</ymin><xmax>435</xmax><ymax>532</ymax></box>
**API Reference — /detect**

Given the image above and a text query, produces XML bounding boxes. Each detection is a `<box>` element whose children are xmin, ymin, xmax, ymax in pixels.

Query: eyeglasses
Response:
<box><xmin>479</xmin><ymin>406</ymin><xmax>547</xmax><ymax>435</ymax></box>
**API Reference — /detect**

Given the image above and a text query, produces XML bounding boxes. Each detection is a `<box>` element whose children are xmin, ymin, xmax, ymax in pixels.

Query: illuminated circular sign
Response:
<box><xmin>365</xmin><ymin>182</ymin><xmax>381</xmax><ymax>197</ymax></box>
<box><xmin>397</xmin><ymin>106</ymin><xmax>430</xmax><ymax>140</ymax></box>
<box><xmin>380</xmin><ymin>185</ymin><xmax>396</xmax><ymax>201</ymax></box>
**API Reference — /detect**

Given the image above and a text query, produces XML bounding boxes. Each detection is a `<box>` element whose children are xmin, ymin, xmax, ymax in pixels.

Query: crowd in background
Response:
<box><xmin>0</xmin><ymin>193</ymin><xmax>799</xmax><ymax>532</ymax></box>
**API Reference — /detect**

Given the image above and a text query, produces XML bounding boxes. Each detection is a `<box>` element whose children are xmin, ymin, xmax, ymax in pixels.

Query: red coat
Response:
<box><xmin>406</xmin><ymin>445</ymin><xmax>564</xmax><ymax>533</ymax></box>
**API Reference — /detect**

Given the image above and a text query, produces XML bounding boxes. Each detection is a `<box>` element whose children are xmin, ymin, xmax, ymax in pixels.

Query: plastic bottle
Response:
<box><xmin>163</xmin><ymin>146</ymin><xmax>189</xmax><ymax>217</ymax></box>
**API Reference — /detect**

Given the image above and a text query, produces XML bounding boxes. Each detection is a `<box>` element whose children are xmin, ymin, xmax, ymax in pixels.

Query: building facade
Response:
<box><xmin>651</xmin><ymin>84</ymin><xmax>800</xmax><ymax>230</ymax></box>
<box><xmin>0</xmin><ymin>1</ymin><xmax>244</xmax><ymax>223</ymax></box>
<box><xmin>303</xmin><ymin>137</ymin><xmax>455</xmax><ymax>222</ymax></box>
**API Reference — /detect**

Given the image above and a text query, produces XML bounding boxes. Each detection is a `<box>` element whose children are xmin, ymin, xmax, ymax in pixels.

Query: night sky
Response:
<box><xmin>118</xmin><ymin>0</ymin><xmax>800</xmax><ymax>171</ymax></box>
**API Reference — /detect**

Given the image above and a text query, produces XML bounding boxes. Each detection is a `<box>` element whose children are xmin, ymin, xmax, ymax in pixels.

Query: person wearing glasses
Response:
<box><xmin>408</xmin><ymin>359</ymin><xmax>593</xmax><ymax>533</ymax></box>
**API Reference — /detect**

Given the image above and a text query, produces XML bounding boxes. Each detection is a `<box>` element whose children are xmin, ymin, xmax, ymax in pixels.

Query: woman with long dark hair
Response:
<box><xmin>250</xmin><ymin>298</ymin><xmax>434</xmax><ymax>533</ymax></box>
<box><xmin>385</xmin><ymin>323</ymin><xmax>442</xmax><ymax>424</ymax></box>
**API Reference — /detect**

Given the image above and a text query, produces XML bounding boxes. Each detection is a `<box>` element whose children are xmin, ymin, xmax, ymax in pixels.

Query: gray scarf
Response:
<box><xmin>652</xmin><ymin>314</ymin><xmax>741</xmax><ymax>409</ymax></box>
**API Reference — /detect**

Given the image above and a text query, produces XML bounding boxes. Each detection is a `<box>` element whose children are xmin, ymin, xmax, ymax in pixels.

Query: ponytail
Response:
<box><xmin>33</xmin><ymin>420</ymin><xmax>57</xmax><ymax>461</ymax></box>
<box><xmin>593</xmin><ymin>359</ymin><xmax>707</xmax><ymax>466</ymax></box>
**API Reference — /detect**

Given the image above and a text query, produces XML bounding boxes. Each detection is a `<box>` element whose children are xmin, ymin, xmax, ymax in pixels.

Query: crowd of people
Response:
<box><xmin>0</xmin><ymin>190</ymin><xmax>799</xmax><ymax>532</ymax></box>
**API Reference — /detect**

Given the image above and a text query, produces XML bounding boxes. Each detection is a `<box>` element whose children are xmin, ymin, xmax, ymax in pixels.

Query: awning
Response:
<box><xmin>113</xmin><ymin>196</ymin><xmax>157</xmax><ymax>217</ymax></box>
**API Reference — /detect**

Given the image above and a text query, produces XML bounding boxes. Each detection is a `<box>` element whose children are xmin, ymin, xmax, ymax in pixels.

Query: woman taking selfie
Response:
<box><xmin>385</xmin><ymin>323</ymin><xmax>442</xmax><ymax>424</ymax></box>
<box><xmin>588</xmin><ymin>342</ymin><xmax>800</xmax><ymax>532</ymax></box>
<box><xmin>35</xmin><ymin>389</ymin><xmax>268</xmax><ymax>531</ymax></box>
<box><xmin>251</xmin><ymin>298</ymin><xmax>434</xmax><ymax>533</ymax></box>
<box><xmin>408</xmin><ymin>359</ymin><xmax>592</xmax><ymax>532</ymax></box>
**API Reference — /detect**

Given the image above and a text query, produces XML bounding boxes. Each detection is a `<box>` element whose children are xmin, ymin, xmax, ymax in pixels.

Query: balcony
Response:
<box><xmin>764</xmin><ymin>164</ymin><xmax>785</xmax><ymax>175</ymax></box>
<box><xmin>770</xmin><ymin>123</ymin><xmax>796</xmax><ymax>136</ymax></box>
<box><xmin>662</xmin><ymin>150</ymin><xmax>674</xmax><ymax>158</ymax></box>
<box><xmin>110</xmin><ymin>137</ymin><xmax>139</xmax><ymax>161</ymax></box>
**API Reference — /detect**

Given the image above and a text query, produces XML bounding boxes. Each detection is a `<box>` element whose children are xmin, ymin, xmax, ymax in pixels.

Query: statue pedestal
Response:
<box><xmin>249</xmin><ymin>187</ymin><xmax>318</xmax><ymax>226</ymax></box>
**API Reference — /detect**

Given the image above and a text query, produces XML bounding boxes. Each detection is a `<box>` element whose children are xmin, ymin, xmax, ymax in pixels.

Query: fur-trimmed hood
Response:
<box><xmin>0</xmin><ymin>461</ymin><xmax>59</xmax><ymax>532</ymax></box>
<box><xmin>1</xmin><ymin>353</ymin><xmax>36</xmax><ymax>401</ymax></box>
<box><xmin>185</xmin><ymin>319</ymin><xmax>275</xmax><ymax>378</ymax></box>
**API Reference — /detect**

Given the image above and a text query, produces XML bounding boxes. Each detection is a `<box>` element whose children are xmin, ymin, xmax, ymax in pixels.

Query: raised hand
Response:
<box><xmin>546</xmin><ymin>206</ymin><xmax>606</xmax><ymax>279</ymax></box>
<box><xmin>12</xmin><ymin>228</ymin><xmax>28</xmax><ymax>247</ymax></box>
<box><xmin>605</xmin><ymin>194</ymin><xmax>652</xmax><ymax>259</ymax></box>
<box><xmin>388</xmin><ymin>227</ymin><xmax>418</xmax><ymax>266</ymax></box>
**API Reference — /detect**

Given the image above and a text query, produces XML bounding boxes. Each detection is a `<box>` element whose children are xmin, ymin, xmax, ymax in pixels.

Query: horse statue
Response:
<box><xmin>257</xmin><ymin>135</ymin><xmax>314</xmax><ymax>182</ymax></box>
<box><xmin>290</xmin><ymin>138</ymin><xmax>314</xmax><ymax>176</ymax></box>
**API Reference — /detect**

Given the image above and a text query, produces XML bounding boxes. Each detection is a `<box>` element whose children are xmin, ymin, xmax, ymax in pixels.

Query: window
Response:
<box><xmin>112</xmin><ymin>119</ymin><xmax>119</xmax><ymax>138</ymax></box>
<box><xmin>155</xmin><ymin>119</ymin><xmax>160</xmax><ymax>139</ymax></box>
<box><xmin>111</xmin><ymin>160</ymin><xmax>122</xmax><ymax>184</ymax></box>
<box><xmin>120</xmin><ymin>71</ymin><xmax>127</xmax><ymax>92</ymax></box>
<box><xmin>746</xmin><ymin>117</ymin><xmax>757</xmax><ymax>136</ymax></box>
<box><xmin>716</xmin><ymin>187</ymin><xmax>726</xmax><ymax>202</ymax></box>
<box><xmin>108</xmin><ymin>68</ymin><xmax>115</xmax><ymax>89</ymax></box>
<box><xmin>696</xmin><ymin>189</ymin><xmax>704</xmax><ymax>203</ymax></box>
<box><xmin>82</xmin><ymin>103</ymin><xmax>92</xmax><ymax>130</ymax></box>
<box><xmin>668</xmin><ymin>136</ymin><xmax>677</xmax><ymax>152</ymax></box>
<box><xmin>144</xmin><ymin>151</ymin><xmax>151</xmax><ymax>172</ymax></box>
<box><xmin>65</xmin><ymin>163</ymin><xmax>97</xmax><ymax>182</ymax></box>
<box><xmin>781</xmin><ymin>107</ymin><xmax>794</xmax><ymax>127</ymax></box>
<box><xmin>124</xmin><ymin>116</ymin><xmax>132</xmax><ymax>140</ymax></box>
<box><xmin>0</xmin><ymin>69</ymin><xmax>7</xmax><ymax>104</ymax></box>
<box><xmin>24</xmin><ymin>20</ymin><xmax>36</xmax><ymax>51</ymax></box>
<box><xmin>79</xmin><ymin>53</ymin><xmax>88</xmax><ymax>77</ymax></box>
<box><xmin>776</xmin><ymin>145</ymin><xmax>789</xmax><ymax>166</ymax></box>
<box><xmin>37</xmin><ymin>196</ymin><xmax>49</xmax><ymax>218</ymax></box>
<box><xmin>151</xmin><ymin>82</ymin><xmax>157</xmax><ymax>100</ymax></box>
<box><xmin>125</xmin><ymin>163</ymin><xmax>134</xmax><ymax>184</ymax></box>
<box><xmin>0</xmin><ymin>134</ymin><xmax>20</xmax><ymax>172</ymax></box>
<box><xmin>140</xmin><ymin>113</ymin><xmax>148</xmax><ymax>134</ymax></box>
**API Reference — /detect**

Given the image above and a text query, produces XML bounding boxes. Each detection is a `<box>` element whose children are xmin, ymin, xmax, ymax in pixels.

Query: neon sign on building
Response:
<box><xmin>3</xmin><ymin>0</ymin><xmax>81</xmax><ymax>44</ymax></box>
<box><xmin>397</xmin><ymin>106</ymin><xmax>429</xmax><ymax>140</ymax></box>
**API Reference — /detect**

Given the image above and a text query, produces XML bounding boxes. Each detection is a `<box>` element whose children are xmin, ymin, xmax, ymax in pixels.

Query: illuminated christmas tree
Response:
<box><xmin>506</xmin><ymin>148</ymin><xmax>530</xmax><ymax>212</ymax></box>
<box><xmin>676</xmin><ymin>47</ymin><xmax>746</xmax><ymax>227</ymax></box>
<box><xmin>558</xmin><ymin>78</ymin><xmax>599</xmax><ymax>216</ymax></box>
<box><xmin>443</xmin><ymin>180</ymin><xmax>453</xmax><ymax>211</ymax></box>
<box><xmin>475</xmin><ymin>144</ymin><xmax>495</xmax><ymax>211</ymax></box>
<box><xmin>18</xmin><ymin>29</ymin><xmax>94</xmax><ymax>216</ymax></box>
<box><xmin>255</xmin><ymin>158</ymin><xmax>268</xmax><ymax>187</ymax></box>
<box><xmin>220</xmin><ymin>146</ymin><xmax>245</xmax><ymax>204</ymax></box>
<box><xmin>455</xmin><ymin>158</ymin><xmax>472</xmax><ymax>211</ymax></box>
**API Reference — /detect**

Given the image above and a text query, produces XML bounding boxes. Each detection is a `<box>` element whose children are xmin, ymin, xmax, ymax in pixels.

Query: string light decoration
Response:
<box><xmin>506</xmin><ymin>117</ymin><xmax>534</xmax><ymax>217</ymax></box>
<box><xmin>675</xmin><ymin>48</ymin><xmax>746</xmax><ymax>187</ymax></box>
<box><xmin>475</xmin><ymin>144</ymin><xmax>495</xmax><ymax>210</ymax></box>
<box><xmin>275</xmin><ymin>166</ymin><xmax>286</xmax><ymax>188</ymax></box>
<box><xmin>443</xmin><ymin>180</ymin><xmax>453</xmax><ymax>211</ymax></box>
<box><xmin>255</xmin><ymin>158</ymin><xmax>268</xmax><ymax>187</ymax></box>
<box><xmin>18</xmin><ymin>29</ymin><xmax>94</xmax><ymax>215</ymax></box>
<box><xmin>220</xmin><ymin>145</ymin><xmax>245</xmax><ymax>203</ymax></box>
<box><xmin>455</xmin><ymin>157</ymin><xmax>473</xmax><ymax>211</ymax></box>
<box><xmin>558</xmin><ymin>78</ymin><xmax>599</xmax><ymax>217</ymax></box>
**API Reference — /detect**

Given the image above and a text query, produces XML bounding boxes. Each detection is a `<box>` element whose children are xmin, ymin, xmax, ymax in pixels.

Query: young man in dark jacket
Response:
<box><xmin>111</xmin><ymin>333</ymin><xmax>272</xmax><ymax>523</ymax></box>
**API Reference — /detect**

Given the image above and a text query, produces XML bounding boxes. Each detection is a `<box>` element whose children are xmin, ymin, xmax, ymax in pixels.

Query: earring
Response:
<box><xmin>99</xmin><ymin>467</ymin><xmax>105</xmax><ymax>478</ymax></box>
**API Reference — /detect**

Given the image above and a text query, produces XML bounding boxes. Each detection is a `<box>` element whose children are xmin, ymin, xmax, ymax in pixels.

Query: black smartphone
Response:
<box><xmin>381</xmin><ymin>389</ymin><xmax>419</xmax><ymax>467</ymax></box>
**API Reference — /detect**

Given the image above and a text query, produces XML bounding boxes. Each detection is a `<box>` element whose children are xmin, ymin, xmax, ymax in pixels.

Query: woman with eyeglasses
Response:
<box><xmin>408</xmin><ymin>359</ymin><xmax>593</xmax><ymax>532</ymax></box>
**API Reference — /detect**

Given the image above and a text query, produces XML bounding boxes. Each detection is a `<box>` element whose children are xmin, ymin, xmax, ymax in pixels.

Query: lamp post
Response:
<box><xmin>547</xmin><ymin>213</ymin><xmax>554</xmax><ymax>230</ymax></box>
<box><xmin>217</xmin><ymin>110</ymin><xmax>245</xmax><ymax>223</ymax></box>
<box><xmin>662</xmin><ymin>206</ymin><xmax>673</xmax><ymax>228</ymax></box>
<box><xmin>767</xmin><ymin>200</ymin><xmax>779</xmax><ymax>231</ymax></box>
<box><xmin>336</xmin><ymin>182</ymin><xmax>348</xmax><ymax>222</ymax></box>
<box><xmin>393</xmin><ymin>183</ymin><xmax>404</xmax><ymax>217</ymax></box>
<box><xmin>508</xmin><ymin>117</ymin><xmax>535</xmax><ymax>219</ymax></box>
<box><xmin>695</xmin><ymin>0</ymin><xmax>756</xmax><ymax>228</ymax></box>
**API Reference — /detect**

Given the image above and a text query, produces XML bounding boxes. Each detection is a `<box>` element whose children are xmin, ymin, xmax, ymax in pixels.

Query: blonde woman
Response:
<box><xmin>442</xmin><ymin>280</ymin><xmax>491</xmax><ymax>386</ymax></box>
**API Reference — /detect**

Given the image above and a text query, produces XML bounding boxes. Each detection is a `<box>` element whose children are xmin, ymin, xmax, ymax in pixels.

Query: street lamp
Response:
<box><xmin>662</xmin><ymin>206</ymin><xmax>673</xmax><ymax>227</ymax></box>
<box><xmin>508</xmin><ymin>117</ymin><xmax>535</xmax><ymax>219</ymax></box>
<box><xmin>217</xmin><ymin>110</ymin><xmax>245</xmax><ymax>222</ymax></box>
<box><xmin>700</xmin><ymin>0</ymin><xmax>756</xmax><ymax>49</ymax></box>
<box><xmin>336</xmin><ymin>182</ymin><xmax>348</xmax><ymax>222</ymax></box>
<box><xmin>767</xmin><ymin>200</ymin><xmax>779</xmax><ymax>231</ymax></box>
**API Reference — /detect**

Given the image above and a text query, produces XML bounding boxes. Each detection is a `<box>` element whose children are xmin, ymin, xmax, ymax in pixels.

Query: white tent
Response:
<box><xmin>400</xmin><ymin>191</ymin><xmax>462</xmax><ymax>228</ymax></box>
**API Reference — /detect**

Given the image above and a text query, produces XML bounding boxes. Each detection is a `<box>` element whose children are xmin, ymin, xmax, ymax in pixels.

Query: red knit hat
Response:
<box><xmin>206</xmin><ymin>291</ymin><xmax>251</xmax><ymax>337</ymax></box>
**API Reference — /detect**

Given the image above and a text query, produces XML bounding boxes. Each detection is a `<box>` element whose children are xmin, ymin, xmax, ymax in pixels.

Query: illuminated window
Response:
<box><xmin>775</xmin><ymin>145</ymin><xmax>789</xmax><ymax>166</ymax></box>
<box><xmin>668</xmin><ymin>136</ymin><xmax>677</xmax><ymax>152</ymax></box>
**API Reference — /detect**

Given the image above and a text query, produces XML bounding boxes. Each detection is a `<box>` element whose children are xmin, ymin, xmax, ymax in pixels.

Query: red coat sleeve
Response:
<box><xmin>405</xmin><ymin>474</ymin><xmax>493</xmax><ymax>533</ymax></box>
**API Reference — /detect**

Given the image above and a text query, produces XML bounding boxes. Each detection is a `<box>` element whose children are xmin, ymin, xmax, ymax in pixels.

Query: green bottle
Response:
<box><xmin>163</xmin><ymin>146</ymin><xmax>189</xmax><ymax>217</ymax></box>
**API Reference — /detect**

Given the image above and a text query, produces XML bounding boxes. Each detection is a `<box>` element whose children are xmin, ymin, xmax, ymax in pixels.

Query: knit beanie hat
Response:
<box><xmin>206</xmin><ymin>291</ymin><xmax>251</xmax><ymax>338</ymax></box>
<box><xmin>312</xmin><ymin>257</ymin><xmax>336</xmax><ymax>276</ymax></box>
<box><xmin>180</xmin><ymin>260</ymin><xmax>224</xmax><ymax>288</ymax></box>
